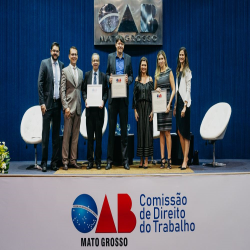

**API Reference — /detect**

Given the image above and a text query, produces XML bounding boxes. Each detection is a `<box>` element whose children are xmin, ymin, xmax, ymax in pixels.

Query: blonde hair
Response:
<box><xmin>155</xmin><ymin>50</ymin><xmax>168</xmax><ymax>80</ymax></box>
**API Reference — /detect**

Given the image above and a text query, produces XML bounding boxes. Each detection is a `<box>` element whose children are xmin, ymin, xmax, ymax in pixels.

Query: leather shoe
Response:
<box><xmin>63</xmin><ymin>164</ymin><xmax>68</xmax><ymax>170</ymax></box>
<box><xmin>87</xmin><ymin>162</ymin><xmax>94</xmax><ymax>170</ymax></box>
<box><xmin>124</xmin><ymin>163</ymin><xmax>130</xmax><ymax>170</ymax></box>
<box><xmin>96</xmin><ymin>163</ymin><xmax>101</xmax><ymax>170</ymax></box>
<box><xmin>51</xmin><ymin>165</ymin><xmax>59</xmax><ymax>171</ymax></box>
<box><xmin>41</xmin><ymin>162</ymin><xmax>47</xmax><ymax>172</ymax></box>
<box><xmin>105</xmin><ymin>163</ymin><xmax>112</xmax><ymax>170</ymax></box>
<box><xmin>69</xmin><ymin>163</ymin><xmax>81</xmax><ymax>169</ymax></box>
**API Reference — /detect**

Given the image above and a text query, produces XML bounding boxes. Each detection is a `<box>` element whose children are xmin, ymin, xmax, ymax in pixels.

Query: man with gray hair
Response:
<box><xmin>82</xmin><ymin>53</ymin><xmax>108</xmax><ymax>170</ymax></box>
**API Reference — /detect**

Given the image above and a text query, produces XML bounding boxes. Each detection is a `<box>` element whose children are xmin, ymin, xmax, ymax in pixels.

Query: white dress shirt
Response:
<box><xmin>51</xmin><ymin>57</ymin><xmax>60</xmax><ymax>99</ymax></box>
<box><xmin>70</xmin><ymin>64</ymin><xmax>78</xmax><ymax>83</ymax></box>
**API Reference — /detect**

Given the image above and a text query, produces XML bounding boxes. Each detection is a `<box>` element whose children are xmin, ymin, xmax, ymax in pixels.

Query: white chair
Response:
<box><xmin>200</xmin><ymin>102</ymin><xmax>232</xmax><ymax>167</ymax></box>
<box><xmin>20</xmin><ymin>105</ymin><xmax>43</xmax><ymax>170</ymax></box>
<box><xmin>80</xmin><ymin>107</ymin><xmax>108</xmax><ymax>139</ymax></box>
<box><xmin>151</xmin><ymin>114</ymin><xmax>160</xmax><ymax>164</ymax></box>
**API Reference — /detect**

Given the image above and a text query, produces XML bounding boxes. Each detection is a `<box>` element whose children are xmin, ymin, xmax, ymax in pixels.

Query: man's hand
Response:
<box><xmin>99</xmin><ymin>101</ymin><xmax>104</xmax><ymax>109</ymax></box>
<box><xmin>41</xmin><ymin>104</ymin><xmax>46</xmax><ymax>115</ymax></box>
<box><xmin>109</xmin><ymin>73</ymin><xmax>113</xmax><ymax>84</ymax></box>
<box><xmin>65</xmin><ymin>108</ymin><xmax>71</xmax><ymax>118</ymax></box>
<box><xmin>85</xmin><ymin>99</ymin><xmax>89</xmax><ymax>108</ymax></box>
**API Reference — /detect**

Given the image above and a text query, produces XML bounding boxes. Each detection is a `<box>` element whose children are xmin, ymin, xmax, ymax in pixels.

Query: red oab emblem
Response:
<box><xmin>96</xmin><ymin>194</ymin><xmax>136</xmax><ymax>233</ymax></box>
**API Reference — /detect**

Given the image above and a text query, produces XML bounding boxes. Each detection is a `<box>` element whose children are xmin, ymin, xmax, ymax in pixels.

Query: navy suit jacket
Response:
<box><xmin>106</xmin><ymin>52</ymin><xmax>133</xmax><ymax>106</ymax></box>
<box><xmin>38</xmin><ymin>57</ymin><xmax>64</xmax><ymax>109</ymax></box>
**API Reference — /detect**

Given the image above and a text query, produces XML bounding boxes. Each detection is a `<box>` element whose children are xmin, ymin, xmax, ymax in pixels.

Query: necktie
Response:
<box><xmin>94</xmin><ymin>72</ymin><xmax>97</xmax><ymax>85</ymax></box>
<box><xmin>54</xmin><ymin>62</ymin><xmax>59</xmax><ymax>99</ymax></box>
<box><xmin>73</xmin><ymin>67</ymin><xmax>77</xmax><ymax>83</ymax></box>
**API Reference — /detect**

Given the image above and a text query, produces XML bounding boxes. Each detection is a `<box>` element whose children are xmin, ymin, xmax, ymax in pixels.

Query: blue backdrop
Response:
<box><xmin>0</xmin><ymin>0</ymin><xmax>249</xmax><ymax>161</ymax></box>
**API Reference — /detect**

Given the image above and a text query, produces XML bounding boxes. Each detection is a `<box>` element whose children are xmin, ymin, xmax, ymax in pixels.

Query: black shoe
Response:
<box><xmin>87</xmin><ymin>162</ymin><xmax>94</xmax><ymax>170</ymax></box>
<box><xmin>51</xmin><ymin>164</ymin><xmax>59</xmax><ymax>171</ymax></box>
<box><xmin>167</xmin><ymin>158</ymin><xmax>172</xmax><ymax>169</ymax></box>
<box><xmin>181</xmin><ymin>167</ymin><xmax>187</xmax><ymax>170</ymax></box>
<box><xmin>143</xmin><ymin>166</ymin><xmax>148</xmax><ymax>169</ymax></box>
<box><xmin>139</xmin><ymin>165</ymin><xmax>143</xmax><ymax>168</ymax></box>
<box><xmin>63</xmin><ymin>164</ymin><xmax>68</xmax><ymax>170</ymax></box>
<box><xmin>42</xmin><ymin>162</ymin><xmax>47</xmax><ymax>172</ymax></box>
<box><xmin>105</xmin><ymin>163</ymin><xmax>112</xmax><ymax>170</ymax></box>
<box><xmin>96</xmin><ymin>163</ymin><xmax>101</xmax><ymax>170</ymax></box>
<box><xmin>124</xmin><ymin>163</ymin><xmax>130</xmax><ymax>170</ymax></box>
<box><xmin>160</xmin><ymin>158</ymin><xmax>165</xmax><ymax>169</ymax></box>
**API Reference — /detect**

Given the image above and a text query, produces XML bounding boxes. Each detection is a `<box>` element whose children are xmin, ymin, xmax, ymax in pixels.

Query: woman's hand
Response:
<box><xmin>156</xmin><ymin>87</ymin><xmax>161</xmax><ymax>92</ymax></box>
<box><xmin>181</xmin><ymin>106</ymin><xmax>186</xmax><ymax>117</ymax></box>
<box><xmin>165</xmin><ymin>104</ymin><xmax>171</xmax><ymax>113</ymax></box>
<box><xmin>135</xmin><ymin>110</ymin><xmax>139</xmax><ymax>121</ymax></box>
<box><xmin>149</xmin><ymin>112</ymin><xmax>153</xmax><ymax>122</ymax></box>
<box><xmin>173</xmin><ymin>108</ymin><xmax>176</xmax><ymax>117</ymax></box>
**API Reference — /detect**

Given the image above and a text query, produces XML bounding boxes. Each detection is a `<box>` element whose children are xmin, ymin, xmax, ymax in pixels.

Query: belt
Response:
<box><xmin>53</xmin><ymin>98</ymin><xmax>60</xmax><ymax>102</ymax></box>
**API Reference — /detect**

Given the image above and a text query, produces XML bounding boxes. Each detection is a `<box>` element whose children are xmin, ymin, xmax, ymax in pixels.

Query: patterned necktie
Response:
<box><xmin>94</xmin><ymin>72</ymin><xmax>97</xmax><ymax>85</ymax></box>
<box><xmin>54</xmin><ymin>62</ymin><xmax>59</xmax><ymax>99</ymax></box>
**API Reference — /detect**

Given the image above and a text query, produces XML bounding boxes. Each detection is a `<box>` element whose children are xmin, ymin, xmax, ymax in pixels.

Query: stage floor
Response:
<box><xmin>3</xmin><ymin>159</ymin><xmax>250</xmax><ymax>176</ymax></box>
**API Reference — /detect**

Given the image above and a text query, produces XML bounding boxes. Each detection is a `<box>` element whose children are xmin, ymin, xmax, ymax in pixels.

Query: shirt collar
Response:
<box><xmin>70</xmin><ymin>64</ymin><xmax>77</xmax><ymax>70</ymax></box>
<box><xmin>93</xmin><ymin>69</ymin><xmax>99</xmax><ymax>75</ymax></box>
<box><xmin>51</xmin><ymin>57</ymin><xmax>58</xmax><ymax>64</ymax></box>
<box><xmin>116</xmin><ymin>52</ymin><xmax>124</xmax><ymax>59</ymax></box>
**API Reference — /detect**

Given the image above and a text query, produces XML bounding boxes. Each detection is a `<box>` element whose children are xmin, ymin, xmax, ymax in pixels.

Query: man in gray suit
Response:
<box><xmin>38</xmin><ymin>42</ymin><xmax>64</xmax><ymax>172</ymax></box>
<box><xmin>60</xmin><ymin>46</ymin><xmax>83</xmax><ymax>170</ymax></box>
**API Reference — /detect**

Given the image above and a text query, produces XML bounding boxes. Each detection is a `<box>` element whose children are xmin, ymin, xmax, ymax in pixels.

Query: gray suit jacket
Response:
<box><xmin>60</xmin><ymin>65</ymin><xmax>83</xmax><ymax>116</ymax></box>
<box><xmin>38</xmin><ymin>58</ymin><xmax>64</xmax><ymax>109</ymax></box>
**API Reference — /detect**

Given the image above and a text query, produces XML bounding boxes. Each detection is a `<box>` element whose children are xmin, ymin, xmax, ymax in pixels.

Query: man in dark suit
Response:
<box><xmin>82</xmin><ymin>53</ymin><xmax>108</xmax><ymax>170</ymax></box>
<box><xmin>38</xmin><ymin>42</ymin><xmax>64</xmax><ymax>172</ymax></box>
<box><xmin>60</xmin><ymin>46</ymin><xmax>83</xmax><ymax>170</ymax></box>
<box><xmin>105</xmin><ymin>35</ymin><xmax>133</xmax><ymax>170</ymax></box>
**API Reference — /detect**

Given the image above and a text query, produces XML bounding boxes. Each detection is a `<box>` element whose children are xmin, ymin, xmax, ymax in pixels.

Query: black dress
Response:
<box><xmin>176</xmin><ymin>72</ymin><xmax>191</xmax><ymax>140</ymax></box>
<box><xmin>156</xmin><ymin>68</ymin><xmax>173</xmax><ymax>131</ymax></box>
<box><xmin>133</xmin><ymin>80</ymin><xmax>154</xmax><ymax>157</ymax></box>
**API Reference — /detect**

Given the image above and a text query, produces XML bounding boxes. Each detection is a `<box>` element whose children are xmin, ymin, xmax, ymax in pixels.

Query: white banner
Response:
<box><xmin>0</xmin><ymin>174</ymin><xmax>250</xmax><ymax>249</ymax></box>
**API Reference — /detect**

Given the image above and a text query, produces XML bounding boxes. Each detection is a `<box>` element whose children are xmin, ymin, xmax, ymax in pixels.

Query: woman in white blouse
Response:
<box><xmin>173</xmin><ymin>47</ymin><xmax>192</xmax><ymax>170</ymax></box>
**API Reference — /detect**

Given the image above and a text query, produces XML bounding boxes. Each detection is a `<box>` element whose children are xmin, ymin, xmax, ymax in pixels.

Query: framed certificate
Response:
<box><xmin>111</xmin><ymin>74</ymin><xmax>127</xmax><ymax>98</ymax></box>
<box><xmin>87</xmin><ymin>85</ymin><xmax>102</xmax><ymax>107</ymax></box>
<box><xmin>152</xmin><ymin>90</ymin><xmax>167</xmax><ymax>113</ymax></box>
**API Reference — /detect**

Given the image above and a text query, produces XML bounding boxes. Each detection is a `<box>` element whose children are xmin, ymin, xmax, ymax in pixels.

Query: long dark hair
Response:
<box><xmin>176</xmin><ymin>47</ymin><xmax>190</xmax><ymax>78</ymax></box>
<box><xmin>138</xmin><ymin>57</ymin><xmax>149</xmax><ymax>82</ymax></box>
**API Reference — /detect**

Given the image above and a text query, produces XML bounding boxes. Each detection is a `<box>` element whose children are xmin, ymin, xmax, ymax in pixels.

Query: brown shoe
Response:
<box><xmin>69</xmin><ymin>163</ymin><xmax>81</xmax><ymax>169</ymax></box>
<box><xmin>63</xmin><ymin>164</ymin><xmax>68</xmax><ymax>170</ymax></box>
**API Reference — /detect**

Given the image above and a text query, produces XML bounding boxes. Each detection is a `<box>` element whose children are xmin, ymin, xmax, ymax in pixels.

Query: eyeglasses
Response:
<box><xmin>70</xmin><ymin>53</ymin><xmax>78</xmax><ymax>56</ymax></box>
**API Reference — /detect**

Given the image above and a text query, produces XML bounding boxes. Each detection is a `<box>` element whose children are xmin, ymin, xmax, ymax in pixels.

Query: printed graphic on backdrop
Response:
<box><xmin>94</xmin><ymin>0</ymin><xmax>163</xmax><ymax>45</ymax></box>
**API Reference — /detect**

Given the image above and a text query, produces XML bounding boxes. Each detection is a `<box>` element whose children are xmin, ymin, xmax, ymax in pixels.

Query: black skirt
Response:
<box><xmin>176</xmin><ymin>92</ymin><xmax>191</xmax><ymax>140</ymax></box>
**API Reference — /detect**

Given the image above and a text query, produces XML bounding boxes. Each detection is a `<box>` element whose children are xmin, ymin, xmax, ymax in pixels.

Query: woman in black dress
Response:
<box><xmin>173</xmin><ymin>47</ymin><xmax>192</xmax><ymax>170</ymax></box>
<box><xmin>155</xmin><ymin>50</ymin><xmax>175</xmax><ymax>169</ymax></box>
<box><xmin>133</xmin><ymin>57</ymin><xmax>154</xmax><ymax>169</ymax></box>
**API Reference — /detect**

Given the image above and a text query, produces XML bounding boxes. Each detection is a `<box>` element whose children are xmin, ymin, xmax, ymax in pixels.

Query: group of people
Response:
<box><xmin>38</xmin><ymin>35</ymin><xmax>192</xmax><ymax>172</ymax></box>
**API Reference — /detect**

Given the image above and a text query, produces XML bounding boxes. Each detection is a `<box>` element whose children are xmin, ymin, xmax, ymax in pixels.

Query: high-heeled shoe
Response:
<box><xmin>167</xmin><ymin>158</ymin><xmax>172</xmax><ymax>169</ymax></box>
<box><xmin>160</xmin><ymin>158</ymin><xmax>165</xmax><ymax>169</ymax></box>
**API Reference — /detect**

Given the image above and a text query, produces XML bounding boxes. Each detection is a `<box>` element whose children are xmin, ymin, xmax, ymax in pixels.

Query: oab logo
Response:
<box><xmin>71</xmin><ymin>194</ymin><xmax>136</xmax><ymax>234</ymax></box>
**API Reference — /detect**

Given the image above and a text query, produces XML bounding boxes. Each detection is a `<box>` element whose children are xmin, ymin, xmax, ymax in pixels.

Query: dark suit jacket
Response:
<box><xmin>38</xmin><ymin>58</ymin><xmax>64</xmax><ymax>109</ymax></box>
<box><xmin>106</xmin><ymin>52</ymin><xmax>133</xmax><ymax>106</ymax></box>
<box><xmin>82</xmin><ymin>70</ymin><xmax>108</xmax><ymax>119</ymax></box>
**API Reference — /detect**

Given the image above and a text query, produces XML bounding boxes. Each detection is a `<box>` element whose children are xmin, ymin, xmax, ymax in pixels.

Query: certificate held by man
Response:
<box><xmin>111</xmin><ymin>74</ymin><xmax>127</xmax><ymax>98</ymax></box>
<box><xmin>152</xmin><ymin>89</ymin><xmax>167</xmax><ymax>113</ymax></box>
<box><xmin>87</xmin><ymin>85</ymin><xmax>102</xmax><ymax>107</ymax></box>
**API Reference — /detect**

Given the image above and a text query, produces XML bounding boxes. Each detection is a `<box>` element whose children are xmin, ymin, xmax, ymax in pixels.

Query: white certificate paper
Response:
<box><xmin>152</xmin><ymin>90</ymin><xmax>167</xmax><ymax>113</ymax></box>
<box><xmin>87</xmin><ymin>85</ymin><xmax>102</xmax><ymax>107</ymax></box>
<box><xmin>111</xmin><ymin>74</ymin><xmax>127</xmax><ymax>98</ymax></box>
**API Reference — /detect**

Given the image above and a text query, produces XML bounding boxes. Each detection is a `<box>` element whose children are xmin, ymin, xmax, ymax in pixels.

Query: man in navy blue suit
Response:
<box><xmin>105</xmin><ymin>35</ymin><xmax>133</xmax><ymax>170</ymax></box>
<box><xmin>38</xmin><ymin>42</ymin><xmax>64</xmax><ymax>172</ymax></box>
